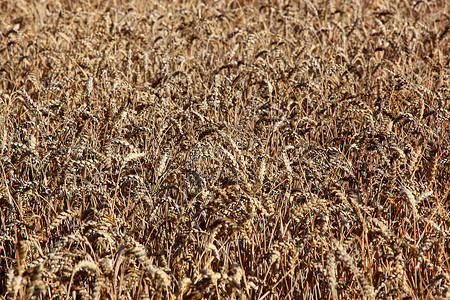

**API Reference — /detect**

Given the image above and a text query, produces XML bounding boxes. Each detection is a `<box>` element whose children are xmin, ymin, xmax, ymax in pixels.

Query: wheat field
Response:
<box><xmin>0</xmin><ymin>0</ymin><xmax>449</xmax><ymax>299</ymax></box>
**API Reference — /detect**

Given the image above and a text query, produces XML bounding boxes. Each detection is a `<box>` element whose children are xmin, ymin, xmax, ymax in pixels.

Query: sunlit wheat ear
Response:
<box><xmin>282</xmin><ymin>150</ymin><xmax>293</xmax><ymax>175</ymax></box>
<box><xmin>325</xmin><ymin>250</ymin><xmax>338</xmax><ymax>300</ymax></box>
<box><xmin>6</xmin><ymin>268</ymin><xmax>23</xmax><ymax>299</ymax></box>
<box><xmin>156</xmin><ymin>150</ymin><xmax>170</xmax><ymax>181</ymax></box>
<box><xmin>333</xmin><ymin>239</ymin><xmax>375</xmax><ymax>300</ymax></box>
<box><xmin>122</xmin><ymin>151</ymin><xmax>146</xmax><ymax>164</ymax></box>
<box><xmin>257</xmin><ymin>155</ymin><xmax>267</xmax><ymax>186</ymax></box>
<box><xmin>126</xmin><ymin>240</ymin><xmax>171</xmax><ymax>290</ymax></box>
<box><xmin>67</xmin><ymin>260</ymin><xmax>100</xmax><ymax>300</ymax></box>
<box><xmin>49</xmin><ymin>207</ymin><xmax>79</xmax><ymax>232</ymax></box>
<box><xmin>400</xmin><ymin>186</ymin><xmax>418</xmax><ymax>219</ymax></box>
<box><xmin>177</xmin><ymin>277</ymin><xmax>192</xmax><ymax>297</ymax></box>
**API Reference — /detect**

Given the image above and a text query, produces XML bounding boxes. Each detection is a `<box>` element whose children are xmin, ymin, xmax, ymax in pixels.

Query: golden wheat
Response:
<box><xmin>0</xmin><ymin>0</ymin><xmax>449</xmax><ymax>299</ymax></box>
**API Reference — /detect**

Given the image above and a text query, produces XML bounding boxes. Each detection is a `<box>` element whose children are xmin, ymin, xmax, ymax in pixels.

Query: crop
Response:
<box><xmin>0</xmin><ymin>0</ymin><xmax>449</xmax><ymax>299</ymax></box>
